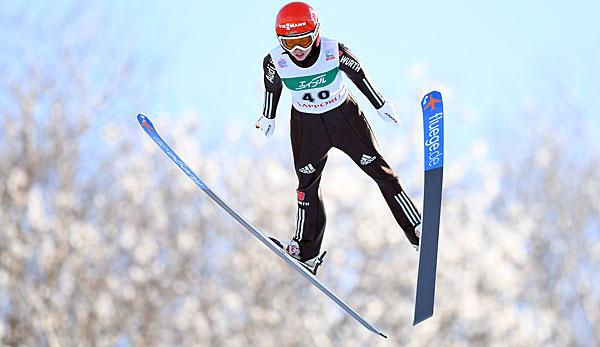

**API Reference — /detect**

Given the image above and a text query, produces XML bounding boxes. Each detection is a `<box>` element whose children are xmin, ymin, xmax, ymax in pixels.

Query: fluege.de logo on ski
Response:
<box><xmin>425</xmin><ymin>112</ymin><xmax>443</xmax><ymax>168</ymax></box>
<box><xmin>422</xmin><ymin>94</ymin><xmax>444</xmax><ymax>170</ymax></box>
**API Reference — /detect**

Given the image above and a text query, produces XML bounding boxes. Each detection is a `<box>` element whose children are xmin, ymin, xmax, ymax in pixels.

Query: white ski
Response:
<box><xmin>137</xmin><ymin>114</ymin><xmax>387</xmax><ymax>338</ymax></box>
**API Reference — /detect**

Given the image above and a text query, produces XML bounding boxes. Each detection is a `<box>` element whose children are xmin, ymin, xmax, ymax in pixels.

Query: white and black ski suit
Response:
<box><xmin>262</xmin><ymin>37</ymin><xmax>421</xmax><ymax>260</ymax></box>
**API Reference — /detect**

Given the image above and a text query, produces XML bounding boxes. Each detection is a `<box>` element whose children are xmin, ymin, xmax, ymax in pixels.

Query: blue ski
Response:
<box><xmin>413</xmin><ymin>91</ymin><xmax>444</xmax><ymax>325</ymax></box>
<box><xmin>137</xmin><ymin>114</ymin><xmax>387</xmax><ymax>338</ymax></box>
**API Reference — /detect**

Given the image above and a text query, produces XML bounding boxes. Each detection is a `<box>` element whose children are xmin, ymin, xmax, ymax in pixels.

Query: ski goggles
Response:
<box><xmin>278</xmin><ymin>26</ymin><xmax>319</xmax><ymax>52</ymax></box>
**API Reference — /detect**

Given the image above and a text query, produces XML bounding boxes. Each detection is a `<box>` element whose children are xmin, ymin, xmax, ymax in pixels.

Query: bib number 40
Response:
<box><xmin>302</xmin><ymin>90</ymin><xmax>330</xmax><ymax>103</ymax></box>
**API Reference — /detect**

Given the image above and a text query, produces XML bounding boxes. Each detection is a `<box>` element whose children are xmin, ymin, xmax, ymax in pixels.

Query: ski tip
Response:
<box><xmin>379</xmin><ymin>332</ymin><xmax>388</xmax><ymax>339</ymax></box>
<box><xmin>137</xmin><ymin>114</ymin><xmax>156</xmax><ymax>133</ymax></box>
<box><xmin>422</xmin><ymin>90</ymin><xmax>441</xmax><ymax>98</ymax></box>
<box><xmin>421</xmin><ymin>91</ymin><xmax>442</xmax><ymax>107</ymax></box>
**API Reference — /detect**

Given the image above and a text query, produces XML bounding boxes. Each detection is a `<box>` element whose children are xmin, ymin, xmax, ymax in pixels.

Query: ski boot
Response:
<box><xmin>269</xmin><ymin>237</ymin><xmax>327</xmax><ymax>275</ymax></box>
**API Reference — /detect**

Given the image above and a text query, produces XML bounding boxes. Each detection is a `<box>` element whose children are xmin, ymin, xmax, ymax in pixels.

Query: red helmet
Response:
<box><xmin>275</xmin><ymin>2</ymin><xmax>320</xmax><ymax>51</ymax></box>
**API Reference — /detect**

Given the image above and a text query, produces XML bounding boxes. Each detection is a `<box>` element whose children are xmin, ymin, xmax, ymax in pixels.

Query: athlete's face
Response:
<box><xmin>291</xmin><ymin>45</ymin><xmax>312</xmax><ymax>61</ymax></box>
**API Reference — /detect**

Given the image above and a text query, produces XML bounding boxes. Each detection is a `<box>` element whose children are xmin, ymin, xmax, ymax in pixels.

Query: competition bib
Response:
<box><xmin>270</xmin><ymin>37</ymin><xmax>347</xmax><ymax>114</ymax></box>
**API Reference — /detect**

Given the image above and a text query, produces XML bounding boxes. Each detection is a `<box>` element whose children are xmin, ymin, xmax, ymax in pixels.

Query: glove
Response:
<box><xmin>376</xmin><ymin>102</ymin><xmax>400</xmax><ymax>126</ymax></box>
<box><xmin>255</xmin><ymin>116</ymin><xmax>275</xmax><ymax>137</ymax></box>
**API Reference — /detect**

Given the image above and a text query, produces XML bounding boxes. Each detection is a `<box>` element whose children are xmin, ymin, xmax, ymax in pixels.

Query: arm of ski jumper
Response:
<box><xmin>338</xmin><ymin>42</ymin><xmax>386</xmax><ymax>110</ymax></box>
<box><xmin>262</xmin><ymin>54</ymin><xmax>283</xmax><ymax>119</ymax></box>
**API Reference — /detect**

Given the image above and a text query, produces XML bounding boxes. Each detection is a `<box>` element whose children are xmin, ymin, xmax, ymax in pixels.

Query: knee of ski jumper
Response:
<box><xmin>357</xmin><ymin>156</ymin><xmax>397</xmax><ymax>182</ymax></box>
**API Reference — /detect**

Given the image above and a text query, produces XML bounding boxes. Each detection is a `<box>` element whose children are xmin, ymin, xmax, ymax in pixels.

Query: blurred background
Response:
<box><xmin>1</xmin><ymin>0</ymin><xmax>599</xmax><ymax>346</ymax></box>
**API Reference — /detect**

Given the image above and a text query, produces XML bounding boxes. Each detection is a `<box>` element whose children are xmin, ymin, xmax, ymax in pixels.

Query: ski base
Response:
<box><xmin>413</xmin><ymin>91</ymin><xmax>444</xmax><ymax>325</ymax></box>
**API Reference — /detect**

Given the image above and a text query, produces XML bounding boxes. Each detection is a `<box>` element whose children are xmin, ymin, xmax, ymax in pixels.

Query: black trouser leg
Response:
<box><xmin>290</xmin><ymin>110</ymin><xmax>331</xmax><ymax>260</ymax></box>
<box><xmin>329</xmin><ymin>97</ymin><xmax>422</xmax><ymax>245</ymax></box>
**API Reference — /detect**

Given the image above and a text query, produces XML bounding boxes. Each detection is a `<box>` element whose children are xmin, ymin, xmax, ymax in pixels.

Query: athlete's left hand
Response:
<box><xmin>377</xmin><ymin>102</ymin><xmax>400</xmax><ymax>126</ymax></box>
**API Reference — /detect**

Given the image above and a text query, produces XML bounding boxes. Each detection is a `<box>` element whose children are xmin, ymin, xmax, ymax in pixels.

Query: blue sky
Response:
<box><xmin>111</xmin><ymin>0</ymin><xmax>598</xmax><ymax>140</ymax></box>
<box><xmin>11</xmin><ymin>1</ymin><xmax>600</xmax><ymax>149</ymax></box>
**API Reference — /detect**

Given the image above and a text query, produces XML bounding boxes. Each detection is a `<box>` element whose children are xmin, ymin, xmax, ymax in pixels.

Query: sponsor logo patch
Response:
<box><xmin>281</xmin><ymin>67</ymin><xmax>338</xmax><ymax>91</ymax></box>
<box><xmin>423</xmin><ymin>95</ymin><xmax>442</xmax><ymax>111</ymax></box>
<box><xmin>299</xmin><ymin>164</ymin><xmax>316</xmax><ymax>174</ymax></box>
<box><xmin>340</xmin><ymin>55</ymin><xmax>361</xmax><ymax>72</ymax></box>
<box><xmin>266</xmin><ymin>65</ymin><xmax>276</xmax><ymax>83</ymax></box>
<box><xmin>325</xmin><ymin>49</ymin><xmax>335</xmax><ymax>61</ymax></box>
<box><xmin>297</xmin><ymin>74</ymin><xmax>327</xmax><ymax>90</ymax></box>
<box><xmin>360</xmin><ymin>154</ymin><xmax>376</xmax><ymax>165</ymax></box>
<box><xmin>278</xmin><ymin>22</ymin><xmax>307</xmax><ymax>31</ymax></box>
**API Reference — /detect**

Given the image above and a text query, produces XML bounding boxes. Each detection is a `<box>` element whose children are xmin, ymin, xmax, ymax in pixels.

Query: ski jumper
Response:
<box><xmin>262</xmin><ymin>37</ymin><xmax>421</xmax><ymax>260</ymax></box>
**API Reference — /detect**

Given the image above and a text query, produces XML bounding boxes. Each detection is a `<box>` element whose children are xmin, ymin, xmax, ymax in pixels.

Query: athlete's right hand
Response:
<box><xmin>255</xmin><ymin>116</ymin><xmax>275</xmax><ymax>137</ymax></box>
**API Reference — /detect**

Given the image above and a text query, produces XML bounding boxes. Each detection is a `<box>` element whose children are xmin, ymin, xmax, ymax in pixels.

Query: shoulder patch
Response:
<box><xmin>340</xmin><ymin>54</ymin><xmax>361</xmax><ymax>73</ymax></box>
<box><xmin>325</xmin><ymin>49</ymin><xmax>336</xmax><ymax>61</ymax></box>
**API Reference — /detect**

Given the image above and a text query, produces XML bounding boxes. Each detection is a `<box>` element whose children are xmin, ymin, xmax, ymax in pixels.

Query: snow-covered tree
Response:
<box><xmin>1</xmin><ymin>3</ymin><xmax>598</xmax><ymax>347</ymax></box>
